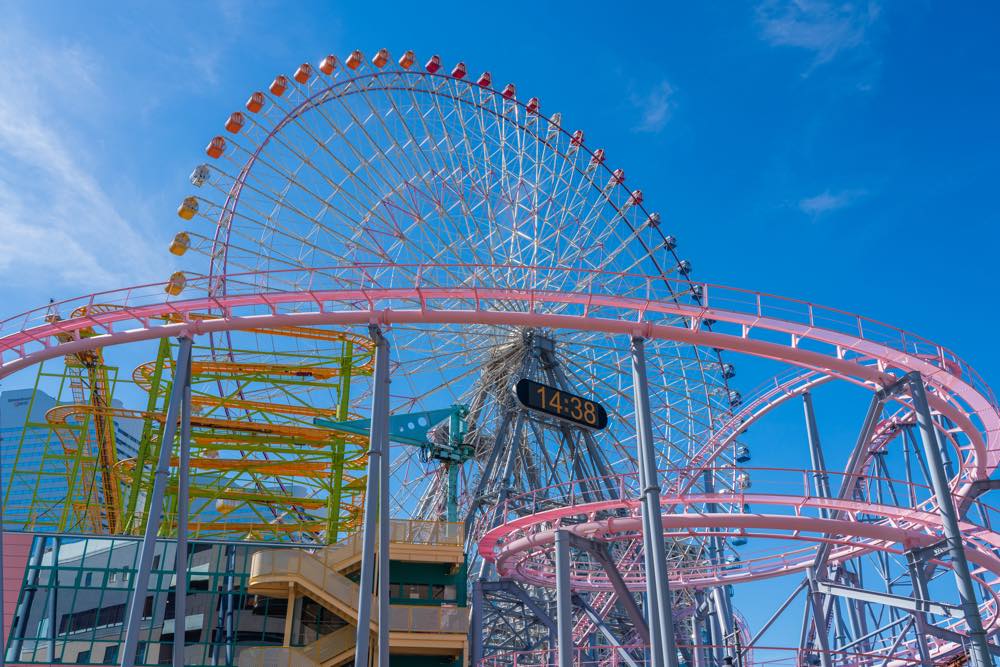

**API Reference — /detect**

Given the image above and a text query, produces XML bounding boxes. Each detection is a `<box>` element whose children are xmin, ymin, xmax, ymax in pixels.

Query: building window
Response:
<box><xmin>102</xmin><ymin>645</ymin><xmax>119</xmax><ymax>664</ymax></box>
<box><xmin>157</xmin><ymin>642</ymin><xmax>172</xmax><ymax>665</ymax></box>
<box><xmin>59</xmin><ymin>602</ymin><xmax>130</xmax><ymax>635</ymax></box>
<box><xmin>431</xmin><ymin>584</ymin><xmax>457</xmax><ymax>601</ymax></box>
<box><xmin>77</xmin><ymin>650</ymin><xmax>91</xmax><ymax>662</ymax></box>
<box><xmin>403</xmin><ymin>583</ymin><xmax>427</xmax><ymax>599</ymax></box>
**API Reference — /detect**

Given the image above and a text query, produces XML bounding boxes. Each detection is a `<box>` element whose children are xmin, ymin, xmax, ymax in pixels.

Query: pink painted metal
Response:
<box><xmin>2</xmin><ymin>263</ymin><xmax>997</xmax><ymax>664</ymax></box>
<box><xmin>1</xmin><ymin>265</ymin><xmax>994</xmax><ymax>483</ymax></box>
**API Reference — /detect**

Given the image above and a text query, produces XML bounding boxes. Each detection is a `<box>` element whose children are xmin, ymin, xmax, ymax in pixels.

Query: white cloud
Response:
<box><xmin>630</xmin><ymin>80</ymin><xmax>675</xmax><ymax>134</ymax></box>
<box><xmin>798</xmin><ymin>188</ymin><xmax>866</xmax><ymax>216</ymax></box>
<box><xmin>757</xmin><ymin>0</ymin><xmax>880</xmax><ymax>66</ymax></box>
<box><xmin>0</xmin><ymin>20</ymin><xmax>165</xmax><ymax>294</ymax></box>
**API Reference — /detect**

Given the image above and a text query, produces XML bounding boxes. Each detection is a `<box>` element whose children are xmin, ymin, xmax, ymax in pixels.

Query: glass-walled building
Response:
<box><xmin>5</xmin><ymin>522</ymin><xmax>469</xmax><ymax>666</ymax></box>
<box><xmin>4</xmin><ymin>537</ymin><xmax>336</xmax><ymax>666</ymax></box>
<box><xmin>0</xmin><ymin>388</ymin><xmax>142</xmax><ymax>531</ymax></box>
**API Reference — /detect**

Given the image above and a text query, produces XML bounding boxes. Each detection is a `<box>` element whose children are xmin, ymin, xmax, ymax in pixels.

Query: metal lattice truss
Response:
<box><xmin>2</xmin><ymin>48</ymin><xmax>999</xmax><ymax>667</ymax></box>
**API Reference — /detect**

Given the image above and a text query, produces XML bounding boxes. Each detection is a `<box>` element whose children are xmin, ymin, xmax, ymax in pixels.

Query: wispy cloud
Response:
<box><xmin>756</xmin><ymin>1</ymin><xmax>880</xmax><ymax>66</ymax></box>
<box><xmin>0</xmin><ymin>18</ymin><xmax>164</xmax><ymax>294</ymax></box>
<box><xmin>798</xmin><ymin>188</ymin><xmax>866</xmax><ymax>217</ymax></box>
<box><xmin>630</xmin><ymin>80</ymin><xmax>675</xmax><ymax>134</ymax></box>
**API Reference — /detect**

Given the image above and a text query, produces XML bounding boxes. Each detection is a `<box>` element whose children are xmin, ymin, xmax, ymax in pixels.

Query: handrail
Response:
<box><xmin>2</xmin><ymin>262</ymin><xmax>992</xmax><ymax>410</ymax></box>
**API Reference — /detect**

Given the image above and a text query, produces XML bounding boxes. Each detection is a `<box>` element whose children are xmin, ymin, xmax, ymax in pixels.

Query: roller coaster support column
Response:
<box><xmin>905</xmin><ymin>550</ymin><xmax>933</xmax><ymax>664</ymax></box>
<box><xmin>554</xmin><ymin>530</ymin><xmax>573</xmax><ymax>667</ymax></box>
<box><xmin>121</xmin><ymin>336</ymin><xmax>192</xmax><ymax>667</ymax></box>
<box><xmin>355</xmin><ymin>326</ymin><xmax>390</xmax><ymax>667</ymax></box>
<box><xmin>805</xmin><ymin>567</ymin><xmax>832</xmax><ymax>667</ymax></box>
<box><xmin>702</xmin><ymin>469</ymin><xmax>734</xmax><ymax>660</ymax></box>
<box><xmin>378</xmin><ymin>331</ymin><xmax>391</xmax><ymax>667</ymax></box>
<box><xmin>174</xmin><ymin>341</ymin><xmax>193</xmax><ymax>667</ymax></box>
<box><xmin>802</xmin><ymin>392</ymin><xmax>832</xmax><ymax>513</ymax></box>
<box><xmin>631</xmin><ymin>336</ymin><xmax>680</xmax><ymax>667</ymax></box>
<box><xmin>906</xmin><ymin>371</ymin><xmax>993</xmax><ymax>667</ymax></box>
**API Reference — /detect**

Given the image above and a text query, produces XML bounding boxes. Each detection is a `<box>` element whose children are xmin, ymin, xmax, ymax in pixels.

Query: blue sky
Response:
<box><xmin>1</xmin><ymin>1</ymin><xmax>997</xmax><ymax>379</ymax></box>
<box><xmin>1</xmin><ymin>0</ymin><xmax>998</xmax><ymax>653</ymax></box>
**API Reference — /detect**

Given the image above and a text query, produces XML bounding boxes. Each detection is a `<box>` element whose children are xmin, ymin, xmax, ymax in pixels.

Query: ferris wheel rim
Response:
<box><xmin>205</xmin><ymin>63</ymin><xmax>681</xmax><ymax>292</ymax></box>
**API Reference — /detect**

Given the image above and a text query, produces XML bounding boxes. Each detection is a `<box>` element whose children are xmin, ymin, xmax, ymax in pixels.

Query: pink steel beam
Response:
<box><xmin>479</xmin><ymin>489</ymin><xmax>1000</xmax><ymax>604</ymax></box>
<box><xmin>1</xmin><ymin>266</ymin><xmax>995</xmax><ymax>484</ymax></box>
<box><xmin>2</xmin><ymin>267</ymin><xmax>995</xmax><ymax>663</ymax></box>
<box><xmin>478</xmin><ymin>488</ymin><xmax>1000</xmax><ymax>662</ymax></box>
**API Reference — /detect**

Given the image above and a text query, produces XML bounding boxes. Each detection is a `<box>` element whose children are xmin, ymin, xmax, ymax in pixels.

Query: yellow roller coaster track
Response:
<box><xmin>36</xmin><ymin>305</ymin><xmax>375</xmax><ymax>541</ymax></box>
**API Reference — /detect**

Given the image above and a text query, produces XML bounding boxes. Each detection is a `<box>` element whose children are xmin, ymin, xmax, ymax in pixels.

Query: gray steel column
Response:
<box><xmin>802</xmin><ymin>392</ymin><xmax>835</xmax><ymax>657</ymax></box>
<box><xmin>211</xmin><ymin>544</ymin><xmax>236</xmax><ymax>667</ymax></box>
<box><xmin>708</xmin><ymin>600</ymin><xmax>725</xmax><ymax>665</ymax></box>
<box><xmin>691</xmin><ymin>611</ymin><xmax>705</xmax><ymax>667</ymax></box>
<box><xmin>355</xmin><ymin>327</ymin><xmax>389</xmax><ymax>667</ymax></box>
<box><xmin>377</xmin><ymin>328</ymin><xmax>391</xmax><ymax>667</ymax></box>
<box><xmin>701</xmin><ymin>469</ymin><xmax>735</xmax><ymax>655</ymax></box>
<box><xmin>554</xmin><ymin>530</ymin><xmax>573</xmax><ymax>667</ymax></box>
<box><xmin>839</xmin><ymin>566</ymin><xmax>867</xmax><ymax>653</ymax></box>
<box><xmin>907</xmin><ymin>372</ymin><xmax>993</xmax><ymax>667</ymax></box>
<box><xmin>905</xmin><ymin>550</ymin><xmax>933</xmax><ymax>665</ymax></box>
<box><xmin>224</xmin><ymin>544</ymin><xmax>236</xmax><ymax>667</ymax></box>
<box><xmin>470</xmin><ymin>579</ymin><xmax>484</xmax><ymax>666</ymax></box>
<box><xmin>710</xmin><ymin>587</ymin><xmax>734</xmax><ymax>650</ymax></box>
<box><xmin>121</xmin><ymin>336</ymin><xmax>193</xmax><ymax>667</ymax></box>
<box><xmin>575</xmin><ymin>595</ymin><xmax>641</xmax><ymax>667</ymax></box>
<box><xmin>802</xmin><ymin>392</ymin><xmax>832</xmax><ymax>514</ymax></box>
<box><xmin>7</xmin><ymin>536</ymin><xmax>46</xmax><ymax>662</ymax></box>
<box><xmin>632</xmin><ymin>337</ymin><xmax>680</xmax><ymax>667</ymax></box>
<box><xmin>48</xmin><ymin>537</ymin><xmax>59</xmax><ymax>662</ymax></box>
<box><xmin>174</xmin><ymin>344</ymin><xmax>192</xmax><ymax>667</ymax></box>
<box><xmin>634</xmin><ymin>339</ymin><xmax>664</xmax><ymax>667</ymax></box>
<box><xmin>806</xmin><ymin>568</ymin><xmax>833</xmax><ymax>667</ymax></box>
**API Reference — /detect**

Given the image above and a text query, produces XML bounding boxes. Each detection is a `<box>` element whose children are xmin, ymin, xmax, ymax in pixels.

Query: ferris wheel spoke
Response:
<box><xmin>166</xmin><ymin>52</ymin><xmax>735</xmax><ymax>556</ymax></box>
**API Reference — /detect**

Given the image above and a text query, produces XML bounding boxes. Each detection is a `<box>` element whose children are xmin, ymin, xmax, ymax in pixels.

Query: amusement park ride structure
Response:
<box><xmin>0</xmin><ymin>47</ymin><xmax>998</xmax><ymax>667</ymax></box>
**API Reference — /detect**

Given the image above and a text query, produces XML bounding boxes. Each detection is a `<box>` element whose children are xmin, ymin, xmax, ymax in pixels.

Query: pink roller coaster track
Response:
<box><xmin>1</xmin><ymin>263</ymin><xmax>996</xmax><ymax>663</ymax></box>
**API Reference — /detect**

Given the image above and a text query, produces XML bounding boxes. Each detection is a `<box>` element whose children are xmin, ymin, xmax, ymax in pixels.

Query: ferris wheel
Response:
<box><xmin>0</xmin><ymin>46</ymin><xmax>996</xmax><ymax>667</ymax></box>
<box><xmin>169</xmin><ymin>48</ymin><xmax>740</xmax><ymax>544</ymax></box>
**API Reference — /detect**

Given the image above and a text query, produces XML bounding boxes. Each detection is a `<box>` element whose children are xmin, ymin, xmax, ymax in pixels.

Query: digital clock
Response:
<box><xmin>513</xmin><ymin>378</ymin><xmax>608</xmax><ymax>430</ymax></box>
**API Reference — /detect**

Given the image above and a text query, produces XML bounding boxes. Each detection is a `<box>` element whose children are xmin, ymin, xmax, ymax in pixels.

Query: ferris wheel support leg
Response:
<box><xmin>631</xmin><ymin>337</ymin><xmax>680</xmax><ymax>667</ymax></box>
<box><xmin>354</xmin><ymin>326</ymin><xmax>390</xmax><ymax>667</ymax></box>
<box><xmin>475</xmin><ymin>411</ymin><xmax>528</xmax><ymax>581</ymax></box>
<box><xmin>906</xmin><ymin>372</ymin><xmax>994</xmax><ymax>667</ymax></box>
<box><xmin>173</xmin><ymin>342</ymin><xmax>193</xmax><ymax>667</ymax></box>
<box><xmin>120</xmin><ymin>335</ymin><xmax>193</xmax><ymax>667</ymax></box>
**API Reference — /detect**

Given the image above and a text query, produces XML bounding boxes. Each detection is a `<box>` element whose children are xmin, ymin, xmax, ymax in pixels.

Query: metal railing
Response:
<box><xmin>250</xmin><ymin>537</ymin><xmax>468</xmax><ymax>635</ymax></box>
<box><xmin>2</xmin><ymin>263</ymin><xmax>991</xmax><ymax>412</ymax></box>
